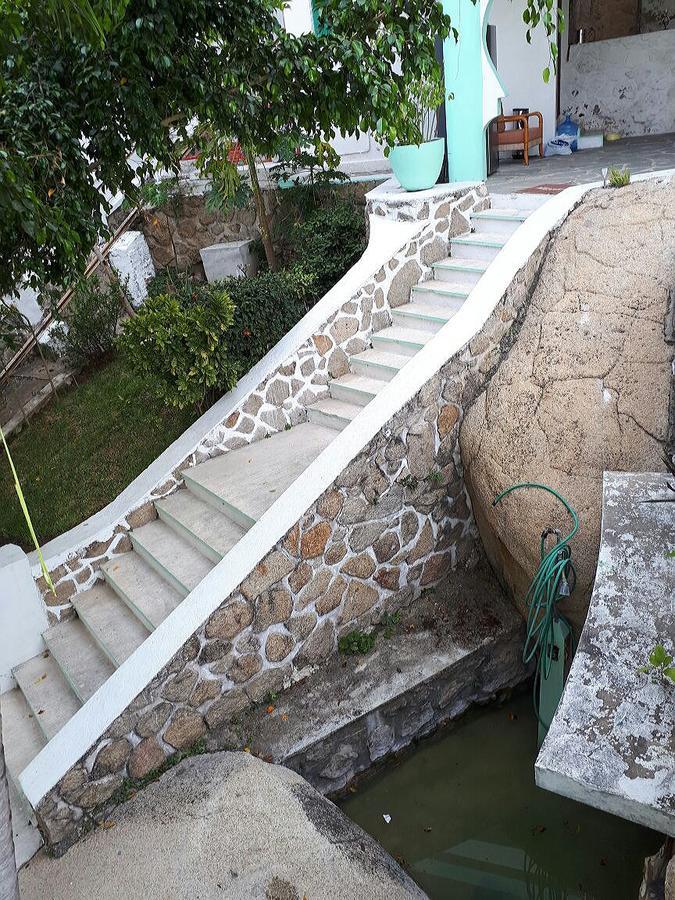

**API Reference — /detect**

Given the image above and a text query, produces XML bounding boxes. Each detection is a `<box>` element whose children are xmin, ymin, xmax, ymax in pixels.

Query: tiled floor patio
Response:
<box><xmin>488</xmin><ymin>131</ymin><xmax>675</xmax><ymax>192</ymax></box>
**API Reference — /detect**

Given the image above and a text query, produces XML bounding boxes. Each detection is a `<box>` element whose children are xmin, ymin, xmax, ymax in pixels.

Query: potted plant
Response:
<box><xmin>387</xmin><ymin>75</ymin><xmax>446</xmax><ymax>192</ymax></box>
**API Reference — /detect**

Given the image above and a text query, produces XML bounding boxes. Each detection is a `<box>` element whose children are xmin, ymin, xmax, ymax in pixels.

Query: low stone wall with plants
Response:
<box><xmin>37</xmin><ymin>182</ymin><xmax>488</xmax><ymax>623</ymax></box>
<box><xmin>35</xmin><ymin>214</ymin><xmax>553</xmax><ymax>855</ymax></box>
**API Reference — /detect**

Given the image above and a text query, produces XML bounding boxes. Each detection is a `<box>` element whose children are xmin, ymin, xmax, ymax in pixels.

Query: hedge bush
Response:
<box><xmin>118</xmin><ymin>284</ymin><xmax>238</xmax><ymax>412</ymax></box>
<box><xmin>290</xmin><ymin>200</ymin><xmax>366</xmax><ymax>298</ymax></box>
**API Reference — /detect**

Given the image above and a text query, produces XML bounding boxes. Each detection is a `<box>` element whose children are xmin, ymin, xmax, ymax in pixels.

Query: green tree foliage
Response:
<box><xmin>0</xmin><ymin>0</ymin><xmax>560</xmax><ymax>298</ymax></box>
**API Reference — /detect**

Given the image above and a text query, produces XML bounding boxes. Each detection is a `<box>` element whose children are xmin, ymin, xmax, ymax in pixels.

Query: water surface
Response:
<box><xmin>341</xmin><ymin>692</ymin><xmax>660</xmax><ymax>899</ymax></box>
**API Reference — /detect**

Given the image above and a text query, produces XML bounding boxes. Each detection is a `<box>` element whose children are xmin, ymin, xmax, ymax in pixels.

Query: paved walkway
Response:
<box><xmin>489</xmin><ymin>132</ymin><xmax>675</xmax><ymax>192</ymax></box>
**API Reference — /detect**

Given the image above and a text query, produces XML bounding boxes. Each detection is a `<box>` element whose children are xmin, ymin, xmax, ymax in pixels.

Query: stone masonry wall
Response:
<box><xmin>38</xmin><ymin>183</ymin><xmax>488</xmax><ymax>624</ymax></box>
<box><xmin>36</xmin><ymin>213</ymin><xmax>553</xmax><ymax>855</ymax></box>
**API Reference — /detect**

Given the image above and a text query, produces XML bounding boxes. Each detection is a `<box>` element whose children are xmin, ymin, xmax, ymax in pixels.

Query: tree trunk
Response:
<box><xmin>0</xmin><ymin>712</ymin><xmax>19</xmax><ymax>900</ymax></box>
<box><xmin>245</xmin><ymin>149</ymin><xmax>279</xmax><ymax>272</ymax></box>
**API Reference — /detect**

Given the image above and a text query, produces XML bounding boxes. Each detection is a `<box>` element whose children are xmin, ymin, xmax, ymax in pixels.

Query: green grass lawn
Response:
<box><xmin>0</xmin><ymin>356</ymin><xmax>196</xmax><ymax>550</ymax></box>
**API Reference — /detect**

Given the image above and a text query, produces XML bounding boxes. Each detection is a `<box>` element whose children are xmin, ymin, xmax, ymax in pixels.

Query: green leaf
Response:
<box><xmin>663</xmin><ymin>667</ymin><xmax>675</xmax><ymax>684</ymax></box>
<box><xmin>649</xmin><ymin>645</ymin><xmax>669</xmax><ymax>667</ymax></box>
<box><xmin>543</xmin><ymin>66</ymin><xmax>550</xmax><ymax>83</ymax></box>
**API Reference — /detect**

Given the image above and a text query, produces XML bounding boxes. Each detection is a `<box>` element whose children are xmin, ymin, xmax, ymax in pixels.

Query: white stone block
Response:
<box><xmin>200</xmin><ymin>240</ymin><xmax>258</xmax><ymax>283</ymax></box>
<box><xmin>577</xmin><ymin>131</ymin><xmax>604</xmax><ymax>150</ymax></box>
<box><xmin>0</xmin><ymin>545</ymin><xmax>48</xmax><ymax>694</ymax></box>
<box><xmin>109</xmin><ymin>230</ymin><xmax>155</xmax><ymax>307</ymax></box>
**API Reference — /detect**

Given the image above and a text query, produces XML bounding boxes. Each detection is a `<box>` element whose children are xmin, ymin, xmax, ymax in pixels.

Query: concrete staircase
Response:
<box><xmin>1</xmin><ymin>195</ymin><xmax>535</xmax><ymax>859</ymax></box>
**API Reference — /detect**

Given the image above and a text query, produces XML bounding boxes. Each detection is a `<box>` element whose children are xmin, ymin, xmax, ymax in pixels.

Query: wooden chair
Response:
<box><xmin>495</xmin><ymin>112</ymin><xmax>544</xmax><ymax>165</ymax></box>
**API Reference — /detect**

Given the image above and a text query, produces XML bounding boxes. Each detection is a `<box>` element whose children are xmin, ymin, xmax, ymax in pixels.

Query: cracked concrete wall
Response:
<box><xmin>560</xmin><ymin>28</ymin><xmax>675</xmax><ymax>136</ymax></box>
<box><xmin>459</xmin><ymin>178</ymin><xmax>675</xmax><ymax>631</ymax></box>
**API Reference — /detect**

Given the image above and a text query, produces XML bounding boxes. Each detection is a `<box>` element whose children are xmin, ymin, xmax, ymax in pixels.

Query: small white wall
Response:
<box><xmin>0</xmin><ymin>546</ymin><xmax>48</xmax><ymax>694</ymax></box>
<box><xmin>488</xmin><ymin>0</ymin><xmax>558</xmax><ymax>144</ymax></box>
<box><xmin>108</xmin><ymin>230</ymin><xmax>155</xmax><ymax>307</ymax></box>
<box><xmin>561</xmin><ymin>29</ymin><xmax>675</xmax><ymax>136</ymax></box>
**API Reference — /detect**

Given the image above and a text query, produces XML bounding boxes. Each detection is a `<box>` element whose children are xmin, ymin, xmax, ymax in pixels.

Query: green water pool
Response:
<box><xmin>340</xmin><ymin>692</ymin><xmax>661</xmax><ymax>899</ymax></box>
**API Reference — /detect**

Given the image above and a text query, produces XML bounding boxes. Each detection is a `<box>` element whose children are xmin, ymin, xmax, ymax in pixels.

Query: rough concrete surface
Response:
<box><xmin>19</xmin><ymin>751</ymin><xmax>426</xmax><ymax>900</ymax></box>
<box><xmin>460</xmin><ymin>177</ymin><xmax>675</xmax><ymax>629</ymax></box>
<box><xmin>536</xmin><ymin>472</ymin><xmax>675</xmax><ymax>836</ymax></box>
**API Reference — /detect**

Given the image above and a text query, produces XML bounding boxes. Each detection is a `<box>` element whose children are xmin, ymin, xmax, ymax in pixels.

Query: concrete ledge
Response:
<box><xmin>536</xmin><ymin>471</ymin><xmax>675</xmax><ymax>837</ymax></box>
<box><xmin>230</xmin><ymin>568</ymin><xmax>528</xmax><ymax>795</ymax></box>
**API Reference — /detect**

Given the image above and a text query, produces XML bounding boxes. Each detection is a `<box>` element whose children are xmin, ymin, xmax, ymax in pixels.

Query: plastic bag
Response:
<box><xmin>556</xmin><ymin>115</ymin><xmax>580</xmax><ymax>151</ymax></box>
<box><xmin>545</xmin><ymin>135</ymin><xmax>574</xmax><ymax>157</ymax></box>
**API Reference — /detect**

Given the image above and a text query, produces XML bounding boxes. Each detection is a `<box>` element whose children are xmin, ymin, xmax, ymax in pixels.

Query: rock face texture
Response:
<box><xmin>19</xmin><ymin>752</ymin><xmax>426</xmax><ymax>900</ymax></box>
<box><xmin>460</xmin><ymin>179</ymin><xmax>675</xmax><ymax>629</ymax></box>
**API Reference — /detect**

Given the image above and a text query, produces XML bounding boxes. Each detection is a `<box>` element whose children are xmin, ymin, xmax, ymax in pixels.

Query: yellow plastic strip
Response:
<box><xmin>0</xmin><ymin>424</ymin><xmax>55</xmax><ymax>593</ymax></box>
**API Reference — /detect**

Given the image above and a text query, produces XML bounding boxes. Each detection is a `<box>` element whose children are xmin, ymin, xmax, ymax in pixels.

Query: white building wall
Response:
<box><xmin>488</xmin><ymin>0</ymin><xmax>558</xmax><ymax>144</ymax></box>
<box><xmin>560</xmin><ymin>29</ymin><xmax>675</xmax><ymax>136</ymax></box>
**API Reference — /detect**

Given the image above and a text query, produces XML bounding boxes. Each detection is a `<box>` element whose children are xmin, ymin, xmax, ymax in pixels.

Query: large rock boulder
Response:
<box><xmin>460</xmin><ymin>178</ymin><xmax>675</xmax><ymax>630</ymax></box>
<box><xmin>19</xmin><ymin>751</ymin><xmax>426</xmax><ymax>900</ymax></box>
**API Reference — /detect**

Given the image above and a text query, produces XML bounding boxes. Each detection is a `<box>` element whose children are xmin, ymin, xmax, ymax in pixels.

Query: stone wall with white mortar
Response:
<box><xmin>37</xmin><ymin>183</ymin><xmax>488</xmax><ymax>624</ymax></box>
<box><xmin>34</xmin><ymin>215</ymin><xmax>553</xmax><ymax>855</ymax></box>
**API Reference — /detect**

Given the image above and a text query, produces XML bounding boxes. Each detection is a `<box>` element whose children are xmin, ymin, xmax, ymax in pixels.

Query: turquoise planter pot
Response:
<box><xmin>388</xmin><ymin>138</ymin><xmax>445</xmax><ymax>192</ymax></box>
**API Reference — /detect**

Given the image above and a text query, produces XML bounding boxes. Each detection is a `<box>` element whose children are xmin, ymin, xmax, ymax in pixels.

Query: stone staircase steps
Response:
<box><xmin>3</xmin><ymin>190</ymin><xmax>539</xmax><ymax>856</ymax></box>
<box><xmin>156</xmin><ymin>489</ymin><xmax>246</xmax><ymax>564</ymax></box>
<box><xmin>13</xmin><ymin>653</ymin><xmax>81</xmax><ymax>742</ymax></box>
<box><xmin>350</xmin><ymin>347</ymin><xmax>411</xmax><ymax>381</ymax></box>
<box><xmin>307</xmin><ymin>397</ymin><xmax>363</xmax><ymax>431</ymax></box>
<box><xmin>43</xmin><ymin>619</ymin><xmax>115</xmax><ymax>703</ymax></box>
<box><xmin>1</xmin><ymin>688</ymin><xmax>45</xmax><ymax>779</ymax></box>
<box><xmin>102</xmin><ymin>552</ymin><xmax>183</xmax><ymax>631</ymax></box>
<box><xmin>182</xmin><ymin>422</ymin><xmax>336</xmax><ymax>530</ymax></box>
<box><xmin>471</xmin><ymin>208</ymin><xmax>528</xmax><ymax>236</ymax></box>
<box><xmin>72</xmin><ymin>583</ymin><xmax>149</xmax><ymax>667</ymax></box>
<box><xmin>371</xmin><ymin>325</ymin><xmax>433</xmax><ymax>357</ymax></box>
<box><xmin>432</xmin><ymin>257</ymin><xmax>489</xmax><ymax>287</ymax></box>
<box><xmin>391</xmin><ymin>299</ymin><xmax>462</xmax><ymax>333</ymax></box>
<box><xmin>411</xmin><ymin>280</ymin><xmax>470</xmax><ymax>303</ymax></box>
<box><xmin>129</xmin><ymin>519</ymin><xmax>214</xmax><ymax>598</ymax></box>
<box><xmin>328</xmin><ymin>373</ymin><xmax>386</xmax><ymax>407</ymax></box>
<box><xmin>450</xmin><ymin>232</ymin><xmax>507</xmax><ymax>261</ymax></box>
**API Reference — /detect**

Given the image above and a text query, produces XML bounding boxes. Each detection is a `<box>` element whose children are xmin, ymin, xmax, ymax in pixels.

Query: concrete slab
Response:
<box><xmin>183</xmin><ymin>423</ymin><xmax>336</xmax><ymax>529</ymax></box>
<box><xmin>18</xmin><ymin>752</ymin><xmax>426</xmax><ymax>900</ymax></box>
<box><xmin>73</xmin><ymin>583</ymin><xmax>148</xmax><ymax>667</ymax></box>
<box><xmin>43</xmin><ymin>618</ymin><xmax>115</xmax><ymax>702</ymax></box>
<box><xmin>536</xmin><ymin>471</ymin><xmax>675</xmax><ymax>837</ymax></box>
<box><xmin>102</xmin><ymin>551</ymin><xmax>183</xmax><ymax>631</ymax></box>
<box><xmin>13</xmin><ymin>653</ymin><xmax>80</xmax><ymax>741</ymax></box>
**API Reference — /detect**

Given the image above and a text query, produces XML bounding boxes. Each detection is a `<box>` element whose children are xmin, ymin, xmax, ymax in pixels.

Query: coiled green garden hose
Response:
<box><xmin>492</xmin><ymin>482</ymin><xmax>578</xmax><ymax>732</ymax></box>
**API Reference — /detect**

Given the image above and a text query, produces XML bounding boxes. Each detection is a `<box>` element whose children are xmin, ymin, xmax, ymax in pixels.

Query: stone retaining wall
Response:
<box><xmin>35</xmin><ymin>213</ymin><xmax>553</xmax><ymax>854</ymax></box>
<box><xmin>38</xmin><ymin>183</ymin><xmax>488</xmax><ymax>624</ymax></box>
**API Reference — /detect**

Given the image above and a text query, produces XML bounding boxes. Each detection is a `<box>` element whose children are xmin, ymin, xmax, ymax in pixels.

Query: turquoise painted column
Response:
<box><xmin>442</xmin><ymin>0</ymin><xmax>487</xmax><ymax>182</ymax></box>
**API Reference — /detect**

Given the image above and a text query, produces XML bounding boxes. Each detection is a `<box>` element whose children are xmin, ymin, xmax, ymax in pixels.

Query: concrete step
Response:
<box><xmin>43</xmin><ymin>618</ymin><xmax>115</xmax><ymax>703</ymax></box>
<box><xmin>0</xmin><ymin>687</ymin><xmax>45</xmax><ymax>784</ymax></box>
<box><xmin>329</xmin><ymin>373</ymin><xmax>386</xmax><ymax>407</ymax></box>
<box><xmin>156</xmin><ymin>489</ymin><xmax>246</xmax><ymax>564</ymax></box>
<box><xmin>13</xmin><ymin>652</ymin><xmax>81</xmax><ymax>742</ymax></box>
<box><xmin>371</xmin><ymin>325</ymin><xmax>432</xmax><ymax>358</ymax></box>
<box><xmin>183</xmin><ymin>423</ymin><xmax>336</xmax><ymax>530</ymax></box>
<box><xmin>410</xmin><ymin>280</ymin><xmax>469</xmax><ymax>306</ymax></box>
<box><xmin>391</xmin><ymin>298</ymin><xmax>463</xmax><ymax>333</ymax></box>
<box><xmin>307</xmin><ymin>397</ymin><xmax>363</xmax><ymax>431</ymax></box>
<box><xmin>350</xmin><ymin>348</ymin><xmax>410</xmax><ymax>382</ymax></box>
<box><xmin>102</xmin><ymin>551</ymin><xmax>184</xmax><ymax>631</ymax></box>
<box><xmin>471</xmin><ymin>208</ymin><xmax>528</xmax><ymax>236</ymax></box>
<box><xmin>450</xmin><ymin>232</ymin><xmax>506</xmax><ymax>261</ymax></box>
<box><xmin>432</xmin><ymin>257</ymin><xmax>488</xmax><ymax>287</ymax></box>
<box><xmin>73</xmin><ymin>582</ymin><xmax>149</xmax><ymax>667</ymax></box>
<box><xmin>489</xmin><ymin>191</ymin><xmax>549</xmax><ymax>211</ymax></box>
<box><xmin>130</xmin><ymin>520</ymin><xmax>214</xmax><ymax>598</ymax></box>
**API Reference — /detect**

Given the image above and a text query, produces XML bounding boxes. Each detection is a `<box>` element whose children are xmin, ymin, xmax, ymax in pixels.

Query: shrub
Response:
<box><xmin>118</xmin><ymin>285</ymin><xmax>238</xmax><ymax>412</ymax></box>
<box><xmin>290</xmin><ymin>201</ymin><xmax>367</xmax><ymax>298</ymax></box>
<box><xmin>146</xmin><ymin>266</ymin><xmax>316</xmax><ymax>375</ymax></box>
<box><xmin>339</xmin><ymin>629</ymin><xmax>376</xmax><ymax>655</ymax></box>
<box><xmin>221</xmin><ymin>266</ymin><xmax>315</xmax><ymax>371</ymax></box>
<box><xmin>52</xmin><ymin>275</ymin><xmax>128</xmax><ymax>366</ymax></box>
